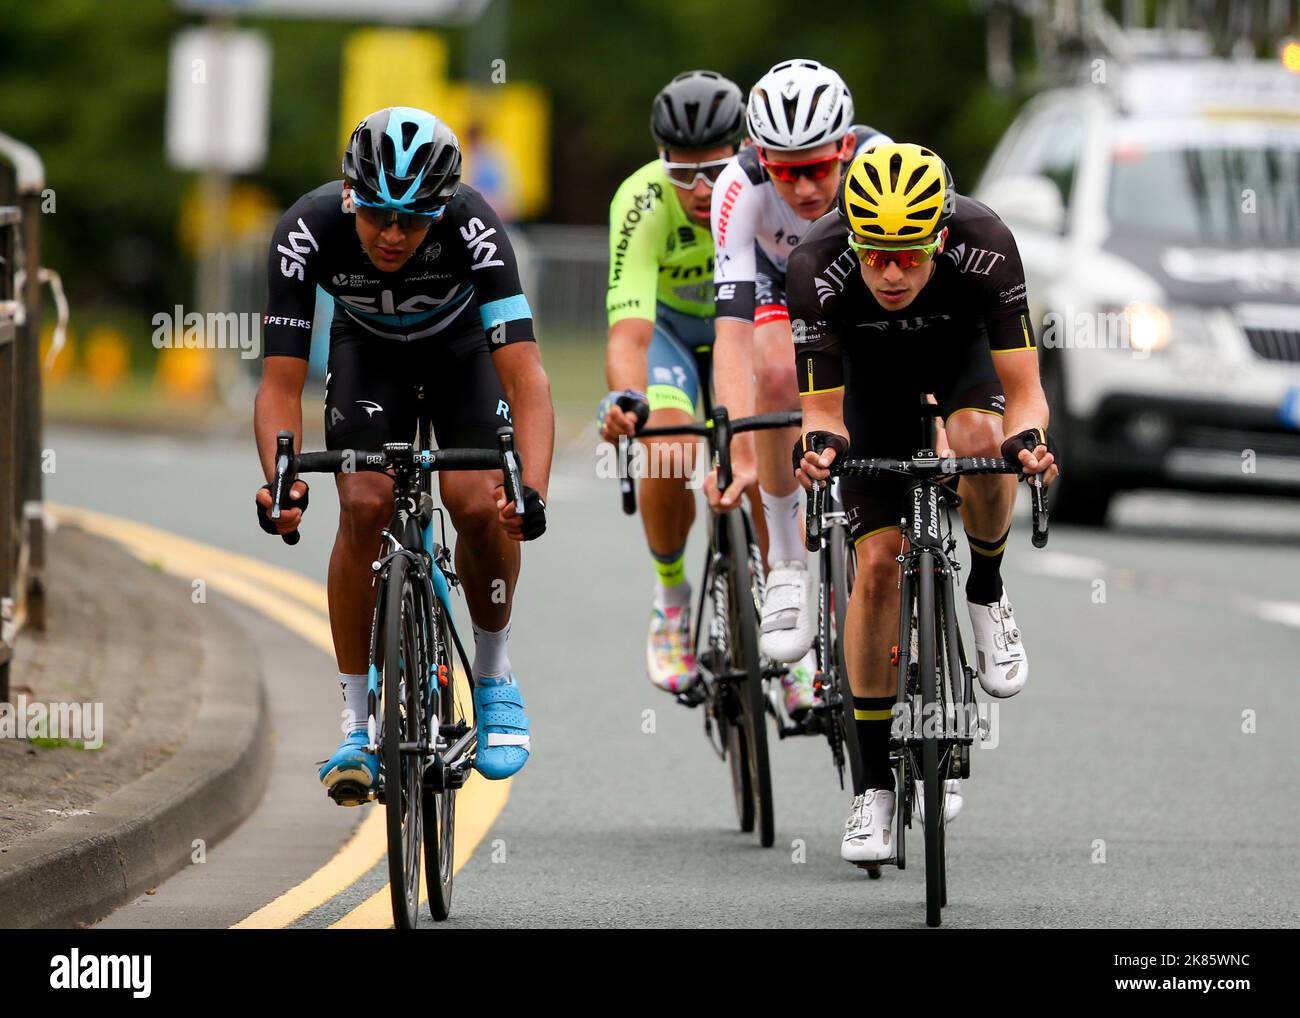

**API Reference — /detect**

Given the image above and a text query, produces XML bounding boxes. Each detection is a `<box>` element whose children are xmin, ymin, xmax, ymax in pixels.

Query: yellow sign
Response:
<box><xmin>339</xmin><ymin>29</ymin><xmax>549</xmax><ymax>218</ymax></box>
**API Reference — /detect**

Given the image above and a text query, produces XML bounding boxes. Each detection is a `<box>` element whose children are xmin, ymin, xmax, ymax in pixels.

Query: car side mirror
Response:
<box><xmin>979</xmin><ymin>175</ymin><xmax>1066</xmax><ymax>235</ymax></box>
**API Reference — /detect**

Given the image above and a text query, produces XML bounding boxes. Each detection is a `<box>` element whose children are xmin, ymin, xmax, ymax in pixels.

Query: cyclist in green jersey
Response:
<box><xmin>598</xmin><ymin>71</ymin><xmax>747</xmax><ymax>693</ymax></box>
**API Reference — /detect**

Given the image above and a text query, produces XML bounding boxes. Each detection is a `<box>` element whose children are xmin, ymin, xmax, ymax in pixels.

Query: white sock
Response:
<box><xmin>761</xmin><ymin>486</ymin><xmax>805</xmax><ymax>568</ymax></box>
<box><xmin>654</xmin><ymin>580</ymin><xmax>692</xmax><ymax>611</ymax></box>
<box><xmin>338</xmin><ymin>672</ymin><xmax>368</xmax><ymax>734</ymax></box>
<box><xmin>472</xmin><ymin>622</ymin><xmax>512</xmax><ymax>683</ymax></box>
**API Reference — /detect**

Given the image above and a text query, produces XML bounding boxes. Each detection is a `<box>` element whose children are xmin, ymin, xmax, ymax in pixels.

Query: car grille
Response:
<box><xmin>1244</xmin><ymin>326</ymin><xmax>1300</xmax><ymax>363</ymax></box>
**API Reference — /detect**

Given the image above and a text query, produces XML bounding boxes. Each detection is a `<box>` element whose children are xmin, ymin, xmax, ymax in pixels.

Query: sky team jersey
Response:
<box><xmin>788</xmin><ymin>195</ymin><xmax>1037</xmax><ymax>396</ymax></box>
<box><xmin>262</xmin><ymin>179</ymin><xmax>534</xmax><ymax>359</ymax></box>
<box><xmin>711</xmin><ymin>124</ymin><xmax>891</xmax><ymax>324</ymax></box>
<box><xmin>606</xmin><ymin>160</ymin><xmax>716</xmax><ymax>325</ymax></box>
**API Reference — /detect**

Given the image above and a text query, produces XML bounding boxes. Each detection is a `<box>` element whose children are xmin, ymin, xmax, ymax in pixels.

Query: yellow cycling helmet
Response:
<box><xmin>838</xmin><ymin>142</ymin><xmax>954</xmax><ymax>243</ymax></box>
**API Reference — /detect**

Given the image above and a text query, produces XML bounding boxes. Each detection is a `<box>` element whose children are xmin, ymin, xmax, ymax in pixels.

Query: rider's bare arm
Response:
<box><xmin>493</xmin><ymin>340</ymin><xmax>554</xmax><ymax>501</ymax></box>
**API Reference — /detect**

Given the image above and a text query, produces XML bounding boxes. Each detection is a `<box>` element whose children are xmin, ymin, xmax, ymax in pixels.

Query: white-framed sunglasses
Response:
<box><xmin>660</xmin><ymin>155</ymin><xmax>732</xmax><ymax>189</ymax></box>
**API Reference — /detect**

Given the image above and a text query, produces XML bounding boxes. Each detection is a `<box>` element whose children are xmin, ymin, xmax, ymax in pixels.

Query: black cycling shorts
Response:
<box><xmin>840</xmin><ymin>338</ymin><xmax>1004</xmax><ymax>543</ymax></box>
<box><xmin>323</xmin><ymin>310</ymin><xmax>512</xmax><ymax>452</ymax></box>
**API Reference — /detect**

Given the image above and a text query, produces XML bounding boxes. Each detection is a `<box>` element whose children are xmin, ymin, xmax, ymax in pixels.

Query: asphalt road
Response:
<box><xmin>43</xmin><ymin>423</ymin><xmax>1300</xmax><ymax>929</ymax></box>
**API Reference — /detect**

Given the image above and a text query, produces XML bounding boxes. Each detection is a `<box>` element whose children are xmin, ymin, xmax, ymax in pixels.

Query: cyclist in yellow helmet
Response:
<box><xmin>787</xmin><ymin>141</ymin><xmax>1058</xmax><ymax>864</ymax></box>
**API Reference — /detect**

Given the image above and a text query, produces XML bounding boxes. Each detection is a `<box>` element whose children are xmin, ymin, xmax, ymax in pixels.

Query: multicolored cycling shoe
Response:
<box><xmin>318</xmin><ymin>729</ymin><xmax>377</xmax><ymax>806</ymax></box>
<box><xmin>646</xmin><ymin>605</ymin><xmax>698</xmax><ymax>694</ymax></box>
<box><xmin>781</xmin><ymin>650</ymin><xmax>818</xmax><ymax>719</ymax></box>
<box><xmin>473</xmin><ymin>674</ymin><xmax>531</xmax><ymax>780</ymax></box>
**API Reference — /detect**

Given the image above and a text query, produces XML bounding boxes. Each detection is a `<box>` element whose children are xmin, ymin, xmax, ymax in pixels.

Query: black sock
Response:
<box><xmin>853</xmin><ymin>696</ymin><xmax>896</xmax><ymax>795</ymax></box>
<box><xmin>965</xmin><ymin>526</ymin><xmax>1010</xmax><ymax>605</ymax></box>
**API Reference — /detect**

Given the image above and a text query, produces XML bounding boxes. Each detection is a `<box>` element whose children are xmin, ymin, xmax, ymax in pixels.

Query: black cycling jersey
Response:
<box><xmin>788</xmin><ymin>194</ymin><xmax>1036</xmax><ymax>397</ymax></box>
<box><xmin>788</xmin><ymin>195</ymin><xmax>1037</xmax><ymax>541</ymax></box>
<box><xmin>262</xmin><ymin>180</ymin><xmax>534</xmax><ymax>359</ymax></box>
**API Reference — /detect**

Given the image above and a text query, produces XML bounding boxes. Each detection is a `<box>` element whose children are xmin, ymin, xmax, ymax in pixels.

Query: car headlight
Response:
<box><xmin>1123</xmin><ymin>301</ymin><xmax>1172</xmax><ymax>354</ymax></box>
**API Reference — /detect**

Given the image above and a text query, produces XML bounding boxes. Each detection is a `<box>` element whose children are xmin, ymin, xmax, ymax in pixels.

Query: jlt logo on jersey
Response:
<box><xmin>944</xmin><ymin>242</ymin><xmax>1005</xmax><ymax>276</ymax></box>
<box><xmin>857</xmin><ymin>314</ymin><xmax>951</xmax><ymax>332</ymax></box>
<box><xmin>278</xmin><ymin>217</ymin><xmax>319</xmax><ymax>281</ymax></box>
<box><xmin>460</xmin><ymin>217</ymin><xmax>505</xmax><ymax>271</ymax></box>
<box><xmin>336</xmin><ymin>285</ymin><xmax>466</xmax><ymax>315</ymax></box>
<box><xmin>815</xmin><ymin>249</ymin><xmax>858</xmax><ymax>306</ymax></box>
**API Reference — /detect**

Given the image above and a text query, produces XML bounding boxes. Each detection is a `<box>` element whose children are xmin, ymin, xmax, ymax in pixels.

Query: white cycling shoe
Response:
<box><xmin>760</xmin><ymin>560</ymin><xmax>815</xmax><ymax>663</ymax></box>
<box><xmin>841</xmin><ymin>788</ymin><xmax>896</xmax><ymax>863</ymax></box>
<box><xmin>913</xmin><ymin>778</ymin><xmax>964</xmax><ymax>825</ymax></box>
<box><xmin>967</xmin><ymin>591</ymin><xmax>1028</xmax><ymax>698</ymax></box>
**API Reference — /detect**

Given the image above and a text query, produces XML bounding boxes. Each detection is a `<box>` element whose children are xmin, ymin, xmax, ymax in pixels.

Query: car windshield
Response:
<box><xmin>1107</xmin><ymin>139</ymin><xmax>1300</xmax><ymax>246</ymax></box>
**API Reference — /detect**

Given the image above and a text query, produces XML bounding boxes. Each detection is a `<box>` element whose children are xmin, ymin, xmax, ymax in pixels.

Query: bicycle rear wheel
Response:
<box><xmin>382</xmin><ymin>554</ymin><xmax>425</xmax><ymax>930</ymax></box>
<box><xmin>916</xmin><ymin>551</ymin><xmax>944</xmax><ymax>928</ymax></box>
<box><xmin>726</xmin><ymin>509</ymin><xmax>773</xmax><ymax>848</ymax></box>
<box><xmin>423</xmin><ymin>598</ymin><xmax>461</xmax><ymax>921</ymax></box>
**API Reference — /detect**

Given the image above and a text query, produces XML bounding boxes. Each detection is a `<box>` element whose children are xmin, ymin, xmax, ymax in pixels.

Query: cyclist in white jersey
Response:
<box><xmin>706</xmin><ymin>58</ymin><xmax>889</xmax><ymax>718</ymax></box>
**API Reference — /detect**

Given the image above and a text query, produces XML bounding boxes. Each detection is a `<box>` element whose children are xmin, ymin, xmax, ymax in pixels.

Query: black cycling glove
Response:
<box><xmin>792</xmin><ymin>431</ymin><xmax>849</xmax><ymax>476</ymax></box>
<box><xmin>516</xmin><ymin>485</ymin><xmax>547</xmax><ymax>541</ymax></box>
<box><xmin>1000</xmin><ymin>428</ymin><xmax>1058</xmax><ymax>469</ymax></box>
<box><xmin>257</xmin><ymin>480</ymin><xmax>309</xmax><ymax>535</ymax></box>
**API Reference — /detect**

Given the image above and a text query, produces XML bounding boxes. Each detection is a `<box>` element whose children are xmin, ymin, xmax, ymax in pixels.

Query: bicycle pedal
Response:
<box><xmin>676</xmin><ymin>684</ymin><xmax>707</xmax><ymax>708</ymax></box>
<box><xmin>328</xmin><ymin>781</ymin><xmax>371</xmax><ymax>807</ymax></box>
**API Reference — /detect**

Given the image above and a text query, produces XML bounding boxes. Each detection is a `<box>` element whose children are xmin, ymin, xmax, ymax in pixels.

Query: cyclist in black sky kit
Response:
<box><xmin>253</xmin><ymin>107</ymin><xmax>553</xmax><ymax>800</ymax></box>
<box><xmin>788</xmin><ymin>142</ymin><xmax>1058</xmax><ymax>863</ymax></box>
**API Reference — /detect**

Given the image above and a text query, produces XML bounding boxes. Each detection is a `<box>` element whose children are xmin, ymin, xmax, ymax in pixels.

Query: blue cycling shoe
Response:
<box><xmin>473</xmin><ymin>674</ymin><xmax>531</xmax><ymax>780</ymax></box>
<box><xmin>318</xmin><ymin>729</ymin><xmax>377</xmax><ymax>806</ymax></box>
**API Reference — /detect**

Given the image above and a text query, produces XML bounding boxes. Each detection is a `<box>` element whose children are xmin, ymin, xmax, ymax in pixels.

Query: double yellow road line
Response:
<box><xmin>53</xmin><ymin>504</ymin><xmax>509</xmax><ymax>928</ymax></box>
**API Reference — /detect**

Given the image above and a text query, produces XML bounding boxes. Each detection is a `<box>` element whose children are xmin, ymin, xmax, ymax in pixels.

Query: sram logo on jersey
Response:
<box><xmin>278</xmin><ymin>217</ymin><xmax>319</xmax><ymax>281</ymax></box>
<box><xmin>715</xmin><ymin>179</ymin><xmax>744</xmax><ymax>247</ymax></box>
<box><xmin>460</xmin><ymin>217</ymin><xmax>505</xmax><ymax>270</ymax></box>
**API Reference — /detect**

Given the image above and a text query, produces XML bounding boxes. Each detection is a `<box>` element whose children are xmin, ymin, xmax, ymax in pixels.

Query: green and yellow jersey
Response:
<box><xmin>606</xmin><ymin>160</ymin><xmax>716</xmax><ymax>325</ymax></box>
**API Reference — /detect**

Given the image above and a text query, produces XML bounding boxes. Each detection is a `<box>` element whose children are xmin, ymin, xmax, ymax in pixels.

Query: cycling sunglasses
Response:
<box><xmin>847</xmin><ymin>232</ymin><xmax>944</xmax><ymax>269</ymax></box>
<box><xmin>354</xmin><ymin>201</ymin><xmax>444</xmax><ymax>232</ymax></box>
<box><xmin>661</xmin><ymin>156</ymin><xmax>732</xmax><ymax>189</ymax></box>
<box><xmin>758</xmin><ymin>136</ymin><xmax>853</xmax><ymax>184</ymax></box>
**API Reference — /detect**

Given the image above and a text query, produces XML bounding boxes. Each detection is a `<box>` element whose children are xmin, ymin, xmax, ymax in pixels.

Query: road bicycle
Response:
<box><xmin>617</xmin><ymin>405</ymin><xmax>801</xmax><ymax>848</ymax></box>
<box><xmin>825</xmin><ymin>397</ymin><xmax>1049</xmax><ymax>926</ymax></box>
<box><xmin>269</xmin><ymin>401</ymin><xmax>522</xmax><ymax>927</ymax></box>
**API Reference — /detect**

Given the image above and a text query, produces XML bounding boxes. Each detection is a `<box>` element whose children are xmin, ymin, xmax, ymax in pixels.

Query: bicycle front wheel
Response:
<box><xmin>916</xmin><ymin>551</ymin><xmax>944</xmax><ymax>928</ymax></box>
<box><xmin>382</xmin><ymin>554</ymin><xmax>425</xmax><ymax>930</ymax></box>
<box><xmin>829</xmin><ymin>523</ymin><xmax>863</xmax><ymax>793</ymax></box>
<box><xmin>726</xmin><ymin>509</ymin><xmax>774</xmax><ymax>848</ymax></box>
<box><xmin>423</xmin><ymin>597</ymin><xmax>462</xmax><ymax>921</ymax></box>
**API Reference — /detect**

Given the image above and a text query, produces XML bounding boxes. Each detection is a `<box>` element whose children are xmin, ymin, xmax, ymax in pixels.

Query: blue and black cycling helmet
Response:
<box><xmin>342</xmin><ymin>106</ymin><xmax>461</xmax><ymax>215</ymax></box>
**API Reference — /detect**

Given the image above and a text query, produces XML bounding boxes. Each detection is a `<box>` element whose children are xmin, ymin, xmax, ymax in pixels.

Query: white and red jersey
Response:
<box><xmin>710</xmin><ymin>124</ymin><xmax>890</xmax><ymax>326</ymax></box>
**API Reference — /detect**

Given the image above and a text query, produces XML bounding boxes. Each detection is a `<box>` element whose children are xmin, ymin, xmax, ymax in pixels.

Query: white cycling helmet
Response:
<box><xmin>746</xmin><ymin>58</ymin><xmax>854</xmax><ymax>151</ymax></box>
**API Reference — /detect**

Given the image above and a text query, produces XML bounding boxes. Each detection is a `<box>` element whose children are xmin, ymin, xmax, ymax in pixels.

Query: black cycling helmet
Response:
<box><xmin>650</xmin><ymin>70</ymin><xmax>745</xmax><ymax>150</ymax></box>
<box><xmin>342</xmin><ymin>106</ymin><xmax>461</xmax><ymax>215</ymax></box>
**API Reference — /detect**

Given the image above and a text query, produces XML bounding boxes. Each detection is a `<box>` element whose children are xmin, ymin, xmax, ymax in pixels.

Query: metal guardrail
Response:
<box><xmin>0</xmin><ymin>132</ymin><xmax>47</xmax><ymax>704</ymax></box>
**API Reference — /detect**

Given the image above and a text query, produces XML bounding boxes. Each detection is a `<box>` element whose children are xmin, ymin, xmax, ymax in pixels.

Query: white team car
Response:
<box><xmin>975</xmin><ymin>56</ymin><xmax>1300</xmax><ymax>524</ymax></box>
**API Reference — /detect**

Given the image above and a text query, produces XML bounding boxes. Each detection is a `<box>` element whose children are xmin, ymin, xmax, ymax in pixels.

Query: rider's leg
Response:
<box><xmin>942</xmin><ymin>388</ymin><xmax>1027</xmax><ymax>697</ymax></box>
<box><xmin>753</xmin><ymin>317</ymin><xmax>803</xmax><ymax>568</ymax></box>
<box><xmin>945</xmin><ymin>409</ymin><xmax>1015</xmax><ymax>601</ymax></box>
<box><xmin>753</xmin><ymin>320</ymin><xmax>817</xmax><ymax>679</ymax></box>
<box><xmin>639</xmin><ymin>407</ymin><xmax>698</xmax><ymax>596</ymax></box>
<box><xmin>845</xmin><ymin>527</ymin><xmax>904</xmax><ymax>794</ymax></box>
<box><xmin>839</xmin><ymin>524</ymin><xmax>906</xmax><ymax>860</ymax></box>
